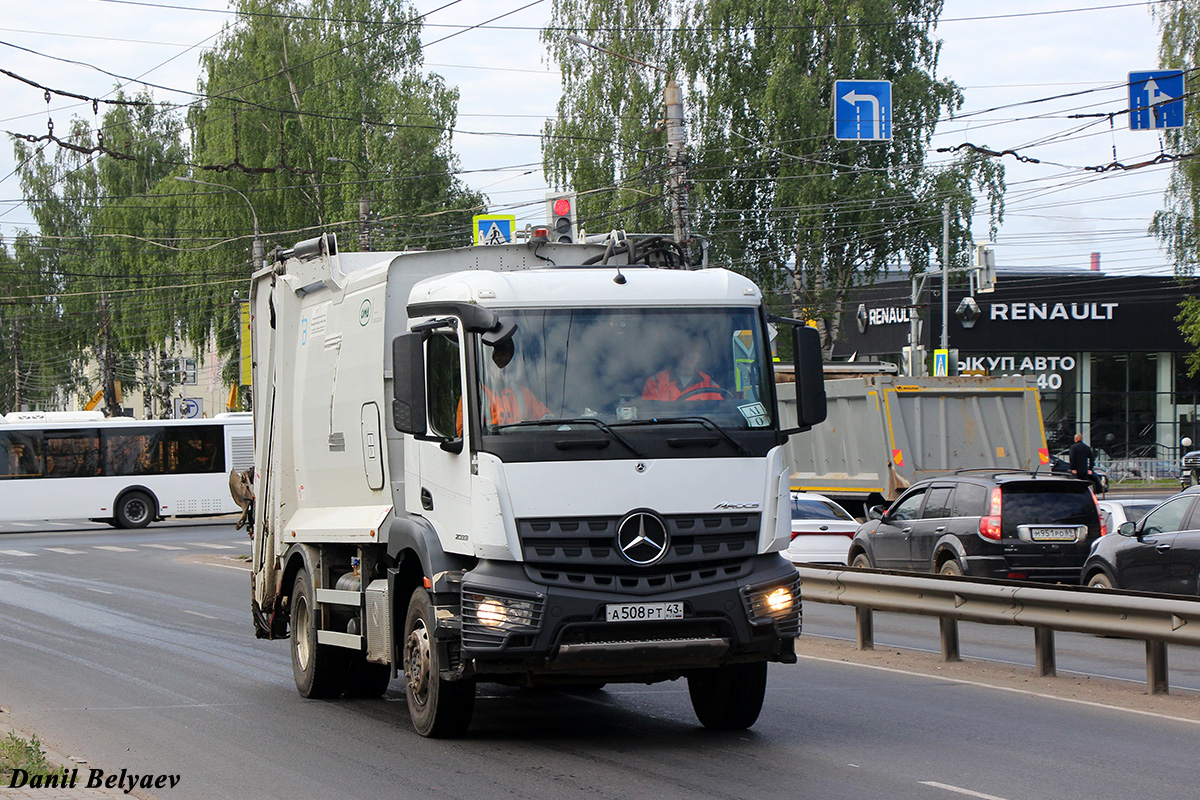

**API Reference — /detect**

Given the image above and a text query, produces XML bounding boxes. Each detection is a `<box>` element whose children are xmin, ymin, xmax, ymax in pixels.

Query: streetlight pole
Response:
<box><xmin>328</xmin><ymin>156</ymin><xmax>371</xmax><ymax>252</ymax></box>
<box><xmin>174</xmin><ymin>176</ymin><xmax>263</xmax><ymax>268</ymax></box>
<box><xmin>565</xmin><ymin>35</ymin><xmax>692</xmax><ymax>265</ymax></box>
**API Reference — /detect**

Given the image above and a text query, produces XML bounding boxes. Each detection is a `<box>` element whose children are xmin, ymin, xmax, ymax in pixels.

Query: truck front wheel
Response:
<box><xmin>687</xmin><ymin>661</ymin><xmax>768</xmax><ymax>730</ymax></box>
<box><xmin>290</xmin><ymin>570</ymin><xmax>347</xmax><ymax>698</ymax></box>
<box><xmin>402</xmin><ymin>587</ymin><xmax>475</xmax><ymax>737</ymax></box>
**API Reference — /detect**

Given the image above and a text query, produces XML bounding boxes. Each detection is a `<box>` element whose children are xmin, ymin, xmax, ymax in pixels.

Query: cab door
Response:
<box><xmin>410</xmin><ymin>329</ymin><xmax>474</xmax><ymax>555</ymax></box>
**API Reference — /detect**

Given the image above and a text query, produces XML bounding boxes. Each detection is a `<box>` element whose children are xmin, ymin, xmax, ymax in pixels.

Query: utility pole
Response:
<box><xmin>328</xmin><ymin>157</ymin><xmax>371</xmax><ymax>251</ymax></box>
<box><xmin>12</xmin><ymin>316</ymin><xmax>21</xmax><ymax>410</ymax></box>
<box><xmin>664</xmin><ymin>78</ymin><xmax>691</xmax><ymax>266</ymax></box>
<box><xmin>941</xmin><ymin>200</ymin><xmax>950</xmax><ymax>352</ymax></box>
<box><xmin>567</xmin><ymin>35</ymin><xmax>691</xmax><ymax>265</ymax></box>
<box><xmin>99</xmin><ymin>288</ymin><xmax>121</xmax><ymax>417</ymax></box>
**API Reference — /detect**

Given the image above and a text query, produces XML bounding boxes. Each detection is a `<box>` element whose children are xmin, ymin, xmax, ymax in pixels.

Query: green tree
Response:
<box><xmin>1151</xmin><ymin>0</ymin><xmax>1200</xmax><ymax>376</ymax></box>
<box><xmin>9</xmin><ymin>96</ymin><xmax>198</xmax><ymax>416</ymax></box>
<box><xmin>185</xmin><ymin>0</ymin><xmax>483</xmax><ymax>267</ymax></box>
<box><xmin>543</xmin><ymin>0</ymin><xmax>1004</xmax><ymax>354</ymax></box>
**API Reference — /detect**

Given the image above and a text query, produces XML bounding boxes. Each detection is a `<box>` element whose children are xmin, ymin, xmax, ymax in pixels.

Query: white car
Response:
<box><xmin>785</xmin><ymin>492</ymin><xmax>860</xmax><ymax>565</ymax></box>
<box><xmin>1097</xmin><ymin>498</ymin><xmax>1160</xmax><ymax>536</ymax></box>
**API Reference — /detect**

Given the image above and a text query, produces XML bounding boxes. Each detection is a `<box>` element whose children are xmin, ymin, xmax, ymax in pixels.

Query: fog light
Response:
<box><xmin>765</xmin><ymin>587</ymin><xmax>793</xmax><ymax>613</ymax></box>
<box><xmin>477</xmin><ymin>599</ymin><xmax>508</xmax><ymax>627</ymax></box>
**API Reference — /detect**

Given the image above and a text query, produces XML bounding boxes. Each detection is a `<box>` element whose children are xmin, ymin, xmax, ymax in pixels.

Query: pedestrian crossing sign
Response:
<box><xmin>934</xmin><ymin>349</ymin><xmax>949</xmax><ymax>377</ymax></box>
<box><xmin>473</xmin><ymin>214</ymin><xmax>517</xmax><ymax>246</ymax></box>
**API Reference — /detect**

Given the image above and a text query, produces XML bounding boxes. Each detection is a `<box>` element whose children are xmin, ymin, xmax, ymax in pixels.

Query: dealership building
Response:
<box><xmin>834</xmin><ymin>269</ymin><xmax>1199</xmax><ymax>462</ymax></box>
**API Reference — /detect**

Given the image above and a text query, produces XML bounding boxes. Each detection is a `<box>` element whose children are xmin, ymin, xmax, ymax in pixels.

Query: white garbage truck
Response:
<box><xmin>247</xmin><ymin>231</ymin><xmax>827</xmax><ymax>736</ymax></box>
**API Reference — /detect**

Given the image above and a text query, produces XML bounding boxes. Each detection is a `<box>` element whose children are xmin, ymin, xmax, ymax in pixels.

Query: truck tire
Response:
<box><xmin>686</xmin><ymin>661</ymin><xmax>767</xmax><ymax>730</ymax></box>
<box><xmin>851</xmin><ymin>553</ymin><xmax>872</xmax><ymax>570</ymax></box>
<box><xmin>402</xmin><ymin>587</ymin><xmax>475</xmax><ymax>737</ymax></box>
<box><xmin>290</xmin><ymin>570</ymin><xmax>347</xmax><ymax>699</ymax></box>
<box><xmin>114</xmin><ymin>491</ymin><xmax>154</xmax><ymax>529</ymax></box>
<box><xmin>343</xmin><ymin>655</ymin><xmax>391</xmax><ymax>699</ymax></box>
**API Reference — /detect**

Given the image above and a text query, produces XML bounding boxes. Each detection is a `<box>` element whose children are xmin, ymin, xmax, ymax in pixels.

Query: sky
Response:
<box><xmin>0</xmin><ymin>0</ymin><xmax>1178</xmax><ymax>276</ymax></box>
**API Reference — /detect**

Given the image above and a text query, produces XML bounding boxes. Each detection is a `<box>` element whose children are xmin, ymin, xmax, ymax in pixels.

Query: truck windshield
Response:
<box><xmin>473</xmin><ymin>307</ymin><xmax>774</xmax><ymax>435</ymax></box>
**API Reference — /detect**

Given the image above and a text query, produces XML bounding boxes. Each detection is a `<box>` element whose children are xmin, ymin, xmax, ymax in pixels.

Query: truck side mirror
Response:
<box><xmin>793</xmin><ymin>325</ymin><xmax>827</xmax><ymax>428</ymax></box>
<box><xmin>391</xmin><ymin>333</ymin><xmax>427</xmax><ymax>435</ymax></box>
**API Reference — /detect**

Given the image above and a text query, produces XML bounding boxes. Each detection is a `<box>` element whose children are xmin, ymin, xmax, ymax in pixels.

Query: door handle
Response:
<box><xmin>902</xmin><ymin>527</ymin><xmax>912</xmax><ymax>534</ymax></box>
<box><xmin>1155</xmin><ymin>543</ymin><xmax>1171</xmax><ymax>552</ymax></box>
<box><xmin>935</xmin><ymin>526</ymin><xmax>946</xmax><ymax>533</ymax></box>
<box><xmin>420</xmin><ymin>487</ymin><xmax>434</xmax><ymax>511</ymax></box>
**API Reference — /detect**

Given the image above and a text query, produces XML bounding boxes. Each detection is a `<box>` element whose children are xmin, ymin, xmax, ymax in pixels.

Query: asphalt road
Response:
<box><xmin>2</xmin><ymin>519</ymin><xmax>1199</xmax><ymax>800</ymax></box>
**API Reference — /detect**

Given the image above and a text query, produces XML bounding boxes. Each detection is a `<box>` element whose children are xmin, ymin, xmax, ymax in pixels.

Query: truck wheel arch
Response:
<box><xmin>277</xmin><ymin>545</ymin><xmax>320</xmax><ymax>638</ymax></box>
<box><xmin>386</xmin><ymin>515</ymin><xmax>475</xmax><ymax>588</ymax></box>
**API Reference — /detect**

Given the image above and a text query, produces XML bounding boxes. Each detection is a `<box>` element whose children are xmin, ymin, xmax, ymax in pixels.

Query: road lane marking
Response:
<box><xmin>94</xmin><ymin>546</ymin><xmax>137</xmax><ymax>552</ymax></box>
<box><xmin>182</xmin><ymin>610</ymin><xmax>218</xmax><ymax>620</ymax></box>
<box><xmin>188</xmin><ymin>542</ymin><xmax>235</xmax><ymax>549</ymax></box>
<box><xmin>795</xmin><ymin>652</ymin><xmax>1200</xmax><ymax>727</ymax></box>
<box><xmin>142</xmin><ymin>544</ymin><xmax>186</xmax><ymax>550</ymax></box>
<box><xmin>44</xmin><ymin>547</ymin><xmax>86</xmax><ymax>554</ymax></box>
<box><xmin>85</xmin><ymin>587</ymin><xmax>113</xmax><ymax>595</ymax></box>
<box><xmin>921</xmin><ymin>782</ymin><xmax>1013</xmax><ymax>800</ymax></box>
<box><xmin>0</xmin><ymin>549</ymin><xmax>36</xmax><ymax>557</ymax></box>
<box><xmin>198</xmin><ymin>560</ymin><xmax>251</xmax><ymax>572</ymax></box>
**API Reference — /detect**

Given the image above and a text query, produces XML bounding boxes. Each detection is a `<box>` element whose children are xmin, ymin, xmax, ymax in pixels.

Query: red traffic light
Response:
<box><xmin>553</xmin><ymin>197</ymin><xmax>572</xmax><ymax>216</ymax></box>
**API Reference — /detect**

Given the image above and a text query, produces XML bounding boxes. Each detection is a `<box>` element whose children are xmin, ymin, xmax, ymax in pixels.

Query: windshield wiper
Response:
<box><xmin>612</xmin><ymin>416</ymin><xmax>751</xmax><ymax>455</ymax></box>
<box><xmin>491</xmin><ymin>418</ymin><xmax>643</xmax><ymax>456</ymax></box>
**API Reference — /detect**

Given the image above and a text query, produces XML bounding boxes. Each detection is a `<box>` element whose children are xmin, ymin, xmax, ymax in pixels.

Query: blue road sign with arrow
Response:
<box><xmin>834</xmin><ymin>80</ymin><xmax>893</xmax><ymax>141</ymax></box>
<box><xmin>1129</xmin><ymin>70</ymin><xmax>1184</xmax><ymax>131</ymax></box>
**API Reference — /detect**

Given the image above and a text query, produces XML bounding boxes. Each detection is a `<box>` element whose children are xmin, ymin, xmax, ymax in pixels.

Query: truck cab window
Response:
<box><xmin>427</xmin><ymin>332</ymin><xmax>462</xmax><ymax>439</ymax></box>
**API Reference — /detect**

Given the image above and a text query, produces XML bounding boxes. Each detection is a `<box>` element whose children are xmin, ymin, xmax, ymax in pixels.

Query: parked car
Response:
<box><xmin>1180</xmin><ymin>449</ymin><xmax>1200</xmax><ymax>489</ymax></box>
<box><xmin>848</xmin><ymin>471</ymin><xmax>1104</xmax><ymax>583</ymax></box>
<box><xmin>785</xmin><ymin>491</ymin><xmax>859</xmax><ymax>565</ymax></box>
<box><xmin>1049</xmin><ymin>454</ymin><xmax>1109</xmax><ymax>494</ymax></box>
<box><xmin>1082</xmin><ymin>486</ymin><xmax>1200</xmax><ymax>595</ymax></box>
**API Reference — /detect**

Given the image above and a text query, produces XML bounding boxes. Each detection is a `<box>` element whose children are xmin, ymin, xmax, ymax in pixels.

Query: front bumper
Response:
<box><xmin>450</xmin><ymin>554</ymin><xmax>800</xmax><ymax>680</ymax></box>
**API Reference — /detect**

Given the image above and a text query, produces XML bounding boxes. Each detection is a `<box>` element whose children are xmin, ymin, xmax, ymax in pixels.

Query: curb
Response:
<box><xmin>1</xmin><ymin>717</ymin><xmax>155</xmax><ymax>800</ymax></box>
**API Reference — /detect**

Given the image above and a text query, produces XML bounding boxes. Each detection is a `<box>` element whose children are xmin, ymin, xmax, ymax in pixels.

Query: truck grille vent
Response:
<box><xmin>518</xmin><ymin>513</ymin><xmax>759</xmax><ymax>567</ymax></box>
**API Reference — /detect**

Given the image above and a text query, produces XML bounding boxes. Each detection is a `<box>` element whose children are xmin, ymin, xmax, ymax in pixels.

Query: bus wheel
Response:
<box><xmin>290</xmin><ymin>570</ymin><xmax>346</xmax><ymax>698</ymax></box>
<box><xmin>687</xmin><ymin>661</ymin><xmax>768</xmax><ymax>730</ymax></box>
<box><xmin>402</xmin><ymin>587</ymin><xmax>475</xmax><ymax>737</ymax></box>
<box><xmin>114</xmin><ymin>491</ymin><xmax>154</xmax><ymax>529</ymax></box>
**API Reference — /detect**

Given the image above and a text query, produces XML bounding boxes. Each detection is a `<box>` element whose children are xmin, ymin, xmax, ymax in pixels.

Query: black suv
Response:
<box><xmin>847</xmin><ymin>471</ymin><xmax>1104</xmax><ymax>583</ymax></box>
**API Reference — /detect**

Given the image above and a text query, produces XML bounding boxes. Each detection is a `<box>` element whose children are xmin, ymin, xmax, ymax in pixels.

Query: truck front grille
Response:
<box><xmin>517</xmin><ymin>513</ymin><xmax>761</xmax><ymax>595</ymax></box>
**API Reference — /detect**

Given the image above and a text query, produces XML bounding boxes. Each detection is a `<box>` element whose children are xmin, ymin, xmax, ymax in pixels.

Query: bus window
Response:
<box><xmin>166</xmin><ymin>426</ymin><xmax>224</xmax><ymax>474</ymax></box>
<box><xmin>104</xmin><ymin>428</ymin><xmax>165</xmax><ymax>475</ymax></box>
<box><xmin>44</xmin><ymin>430</ymin><xmax>100</xmax><ymax>478</ymax></box>
<box><xmin>0</xmin><ymin>432</ymin><xmax>43</xmax><ymax>479</ymax></box>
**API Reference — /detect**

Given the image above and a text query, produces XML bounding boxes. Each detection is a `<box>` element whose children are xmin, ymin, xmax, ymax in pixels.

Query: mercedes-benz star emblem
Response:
<box><xmin>616</xmin><ymin>511</ymin><xmax>669</xmax><ymax>566</ymax></box>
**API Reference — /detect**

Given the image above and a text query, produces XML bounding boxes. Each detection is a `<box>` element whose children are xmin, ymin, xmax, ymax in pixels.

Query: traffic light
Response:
<box><xmin>545</xmin><ymin>192</ymin><xmax>577</xmax><ymax>243</ymax></box>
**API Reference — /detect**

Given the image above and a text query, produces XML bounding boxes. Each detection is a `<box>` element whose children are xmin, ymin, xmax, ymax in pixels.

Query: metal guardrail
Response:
<box><xmin>796</xmin><ymin>566</ymin><xmax>1200</xmax><ymax>694</ymax></box>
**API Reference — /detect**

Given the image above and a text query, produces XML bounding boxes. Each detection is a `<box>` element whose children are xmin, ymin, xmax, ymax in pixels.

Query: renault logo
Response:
<box><xmin>616</xmin><ymin>511</ymin><xmax>669</xmax><ymax>566</ymax></box>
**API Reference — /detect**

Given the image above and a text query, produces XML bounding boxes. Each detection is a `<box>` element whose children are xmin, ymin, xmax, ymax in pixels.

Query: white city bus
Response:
<box><xmin>0</xmin><ymin>411</ymin><xmax>253</xmax><ymax>528</ymax></box>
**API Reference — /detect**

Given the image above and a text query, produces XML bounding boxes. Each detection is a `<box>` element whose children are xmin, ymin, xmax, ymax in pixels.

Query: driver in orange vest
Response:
<box><xmin>642</xmin><ymin>340</ymin><xmax>724</xmax><ymax>401</ymax></box>
<box><xmin>457</xmin><ymin>339</ymin><xmax>551</xmax><ymax>434</ymax></box>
